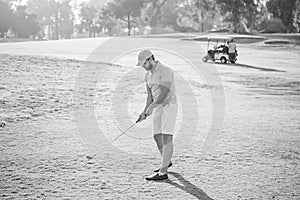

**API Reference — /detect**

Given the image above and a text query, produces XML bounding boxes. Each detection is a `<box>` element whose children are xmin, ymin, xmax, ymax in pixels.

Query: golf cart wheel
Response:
<box><xmin>220</xmin><ymin>57</ymin><xmax>227</xmax><ymax>64</ymax></box>
<box><xmin>230</xmin><ymin>60</ymin><xmax>236</xmax><ymax>64</ymax></box>
<box><xmin>202</xmin><ymin>56</ymin><xmax>208</xmax><ymax>62</ymax></box>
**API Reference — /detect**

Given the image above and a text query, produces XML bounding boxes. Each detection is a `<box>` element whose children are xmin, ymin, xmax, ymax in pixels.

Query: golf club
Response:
<box><xmin>86</xmin><ymin>117</ymin><xmax>143</xmax><ymax>160</ymax></box>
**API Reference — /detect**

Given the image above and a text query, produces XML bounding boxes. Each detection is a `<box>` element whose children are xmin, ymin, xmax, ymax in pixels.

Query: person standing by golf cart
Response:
<box><xmin>228</xmin><ymin>38</ymin><xmax>237</xmax><ymax>62</ymax></box>
<box><xmin>136</xmin><ymin>49</ymin><xmax>178</xmax><ymax>181</ymax></box>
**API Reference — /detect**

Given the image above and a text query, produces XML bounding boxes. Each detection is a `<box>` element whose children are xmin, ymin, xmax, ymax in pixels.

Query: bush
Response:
<box><xmin>258</xmin><ymin>18</ymin><xmax>287</xmax><ymax>33</ymax></box>
<box><xmin>148</xmin><ymin>27</ymin><xmax>175</xmax><ymax>34</ymax></box>
<box><xmin>232</xmin><ymin>22</ymin><xmax>250</xmax><ymax>34</ymax></box>
<box><xmin>208</xmin><ymin>28</ymin><xmax>231</xmax><ymax>33</ymax></box>
<box><xmin>173</xmin><ymin>26</ymin><xmax>198</xmax><ymax>33</ymax></box>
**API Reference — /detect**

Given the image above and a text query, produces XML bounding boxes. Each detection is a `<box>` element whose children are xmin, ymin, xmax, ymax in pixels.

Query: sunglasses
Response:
<box><xmin>143</xmin><ymin>57</ymin><xmax>152</xmax><ymax>66</ymax></box>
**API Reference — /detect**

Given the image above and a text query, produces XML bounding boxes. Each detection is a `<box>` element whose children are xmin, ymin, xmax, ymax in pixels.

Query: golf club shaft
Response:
<box><xmin>86</xmin><ymin>122</ymin><xmax>137</xmax><ymax>159</ymax></box>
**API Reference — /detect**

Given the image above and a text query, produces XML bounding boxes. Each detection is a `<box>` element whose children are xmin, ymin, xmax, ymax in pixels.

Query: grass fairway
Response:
<box><xmin>0</xmin><ymin>36</ymin><xmax>299</xmax><ymax>199</ymax></box>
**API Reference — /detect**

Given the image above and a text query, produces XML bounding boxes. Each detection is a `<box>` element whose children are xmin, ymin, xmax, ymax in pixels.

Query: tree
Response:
<box><xmin>79</xmin><ymin>0</ymin><xmax>121</xmax><ymax>37</ymax></box>
<box><xmin>216</xmin><ymin>0</ymin><xmax>259</xmax><ymax>33</ymax></box>
<box><xmin>177</xmin><ymin>0</ymin><xmax>218</xmax><ymax>32</ymax></box>
<box><xmin>99</xmin><ymin>7</ymin><xmax>117</xmax><ymax>36</ymax></box>
<box><xmin>243</xmin><ymin>0</ymin><xmax>259</xmax><ymax>33</ymax></box>
<box><xmin>26</xmin><ymin>0</ymin><xmax>56</xmax><ymax>39</ymax></box>
<box><xmin>255</xmin><ymin>2</ymin><xmax>286</xmax><ymax>33</ymax></box>
<box><xmin>57</xmin><ymin>0</ymin><xmax>74</xmax><ymax>38</ymax></box>
<box><xmin>26</xmin><ymin>0</ymin><xmax>74</xmax><ymax>39</ymax></box>
<box><xmin>0</xmin><ymin>1</ymin><xmax>13</xmax><ymax>37</ymax></box>
<box><xmin>79</xmin><ymin>1</ymin><xmax>99</xmax><ymax>37</ymax></box>
<box><xmin>108</xmin><ymin>0</ymin><xmax>144</xmax><ymax>36</ymax></box>
<box><xmin>295</xmin><ymin>0</ymin><xmax>300</xmax><ymax>32</ymax></box>
<box><xmin>11</xmin><ymin>5</ymin><xmax>40</xmax><ymax>38</ymax></box>
<box><xmin>156</xmin><ymin>0</ymin><xmax>179</xmax><ymax>30</ymax></box>
<box><xmin>195</xmin><ymin>0</ymin><xmax>217</xmax><ymax>32</ymax></box>
<box><xmin>266</xmin><ymin>0</ymin><xmax>297</xmax><ymax>32</ymax></box>
<box><xmin>142</xmin><ymin>0</ymin><xmax>169</xmax><ymax>27</ymax></box>
<box><xmin>216</xmin><ymin>0</ymin><xmax>243</xmax><ymax>33</ymax></box>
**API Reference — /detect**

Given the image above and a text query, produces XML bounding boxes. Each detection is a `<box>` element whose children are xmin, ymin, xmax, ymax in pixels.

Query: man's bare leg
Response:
<box><xmin>159</xmin><ymin>134</ymin><xmax>173</xmax><ymax>174</ymax></box>
<box><xmin>153</xmin><ymin>133</ymin><xmax>163</xmax><ymax>155</ymax></box>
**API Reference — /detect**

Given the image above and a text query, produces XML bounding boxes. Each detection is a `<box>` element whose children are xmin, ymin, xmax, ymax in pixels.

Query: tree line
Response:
<box><xmin>0</xmin><ymin>1</ymin><xmax>40</xmax><ymax>38</ymax></box>
<box><xmin>1</xmin><ymin>0</ymin><xmax>300</xmax><ymax>39</ymax></box>
<box><xmin>0</xmin><ymin>0</ymin><xmax>74</xmax><ymax>39</ymax></box>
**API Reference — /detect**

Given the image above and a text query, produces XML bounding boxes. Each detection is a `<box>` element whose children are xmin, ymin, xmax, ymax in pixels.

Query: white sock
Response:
<box><xmin>158</xmin><ymin>171</ymin><xmax>167</xmax><ymax>176</ymax></box>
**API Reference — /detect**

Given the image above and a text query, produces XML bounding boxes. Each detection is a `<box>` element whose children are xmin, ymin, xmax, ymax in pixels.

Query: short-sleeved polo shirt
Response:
<box><xmin>228</xmin><ymin>42</ymin><xmax>236</xmax><ymax>53</ymax></box>
<box><xmin>144</xmin><ymin>62</ymin><xmax>177</xmax><ymax>105</ymax></box>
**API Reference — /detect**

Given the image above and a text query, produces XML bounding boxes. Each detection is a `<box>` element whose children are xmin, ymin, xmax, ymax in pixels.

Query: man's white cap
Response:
<box><xmin>136</xmin><ymin>49</ymin><xmax>153</xmax><ymax>66</ymax></box>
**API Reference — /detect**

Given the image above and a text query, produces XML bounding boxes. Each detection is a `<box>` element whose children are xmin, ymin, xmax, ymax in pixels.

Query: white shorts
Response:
<box><xmin>152</xmin><ymin>102</ymin><xmax>178</xmax><ymax>135</ymax></box>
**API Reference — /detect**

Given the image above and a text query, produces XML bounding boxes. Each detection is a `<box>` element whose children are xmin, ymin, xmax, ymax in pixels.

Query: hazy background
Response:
<box><xmin>1</xmin><ymin>0</ymin><xmax>299</xmax><ymax>41</ymax></box>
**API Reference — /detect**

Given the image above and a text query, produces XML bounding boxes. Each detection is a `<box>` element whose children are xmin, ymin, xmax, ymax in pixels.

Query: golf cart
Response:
<box><xmin>202</xmin><ymin>37</ymin><xmax>237</xmax><ymax>64</ymax></box>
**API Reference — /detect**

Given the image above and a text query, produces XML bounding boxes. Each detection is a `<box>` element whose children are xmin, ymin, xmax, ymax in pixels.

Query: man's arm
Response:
<box><xmin>152</xmin><ymin>82</ymin><xmax>171</xmax><ymax>105</ymax></box>
<box><xmin>143</xmin><ymin>85</ymin><xmax>154</xmax><ymax>113</ymax></box>
<box><xmin>137</xmin><ymin>84</ymin><xmax>154</xmax><ymax>122</ymax></box>
<box><xmin>145</xmin><ymin>81</ymin><xmax>171</xmax><ymax>116</ymax></box>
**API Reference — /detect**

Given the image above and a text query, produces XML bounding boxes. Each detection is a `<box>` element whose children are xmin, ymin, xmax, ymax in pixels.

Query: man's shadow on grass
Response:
<box><xmin>162</xmin><ymin>171</ymin><xmax>214</xmax><ymax>200</ymax></box>
<box><xmin>210</xmin><ymin>62</ymin><xmax>285</xmax><ymax>72</ymax></box>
